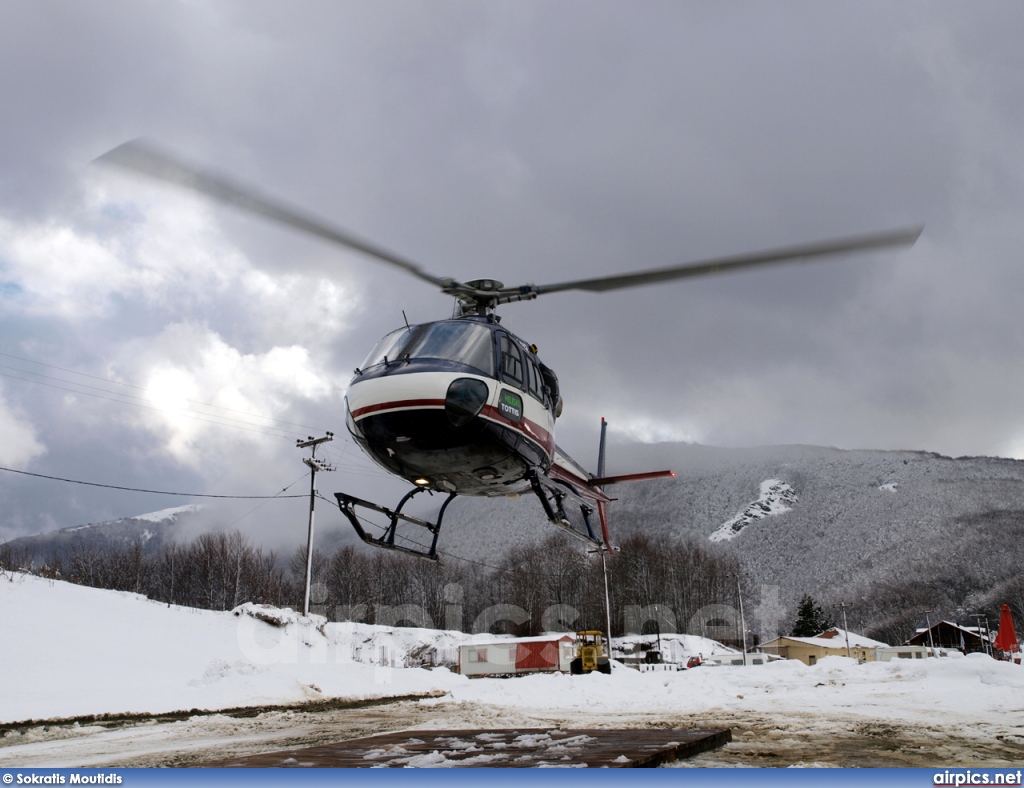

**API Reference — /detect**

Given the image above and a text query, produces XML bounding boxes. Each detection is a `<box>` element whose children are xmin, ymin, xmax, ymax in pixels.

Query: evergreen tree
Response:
<box><xmin>791</xmin><ymin>594</ymin><xmax>835</xmax><ymax>636</ymax></box>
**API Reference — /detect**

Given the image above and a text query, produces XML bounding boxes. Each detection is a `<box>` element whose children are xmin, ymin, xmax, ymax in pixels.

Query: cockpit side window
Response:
<box><xmin>525</xmin><ymin>356</ymin><xmax>541</xmax><ymax>400</ymax></box>
<box><xmin>500</xmin><ymin>335</ymin><xmax>524</xmax><ymax>388</ymax></box>
<box><xmin>539</xmin><ymin>361</ymin><xmax>560</xmax><ymax>413</ymax></box>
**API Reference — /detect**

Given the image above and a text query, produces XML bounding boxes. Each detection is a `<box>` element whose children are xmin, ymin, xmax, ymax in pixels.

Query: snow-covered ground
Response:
<box><xmin>0</xmin><ymin>573</ymin><xmax>465</xmax><ymax>723</ymax></box>
<box><xmin>3</xmin><ymin>572</ymin><xmax>1024</xmax><ymax>768</ymax></box>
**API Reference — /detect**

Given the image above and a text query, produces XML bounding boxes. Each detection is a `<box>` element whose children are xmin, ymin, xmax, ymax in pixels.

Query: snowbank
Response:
<box><xmin>0</xmin><ymin>573</ymin><xmax>466</xmax><ymax>723</ymax></box>
<box><xmin>438</xmin><ymin>652</ymin><xmax>1024</xmax><ymax>729</ymax></box>
<box><xmin>4</xmin><ymin>572</ymin><xmax>1024</xmax><ymax>735</ymax></box>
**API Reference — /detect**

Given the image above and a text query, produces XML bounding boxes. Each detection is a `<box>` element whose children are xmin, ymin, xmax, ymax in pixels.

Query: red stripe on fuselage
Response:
<box><xmin>479</xmin><ymin>404</ymin><xmax>555</xmax><ymax>457</ymax></box>
<box><xmin>351</xmin><ymin>399</ymin><xmax>555</xmax><ymax>458</ymax></box>
<box><xmin>351</xmin><ymin>398</ymin><xmax>445</xmax><ymax>419</ymax></box>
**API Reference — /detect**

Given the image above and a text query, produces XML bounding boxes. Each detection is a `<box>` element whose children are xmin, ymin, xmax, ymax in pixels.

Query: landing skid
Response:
<box><xmin>528</xmin><ymin>471</ymin><xmax>602</xmax><ymax>547</ymax></box>
<box><xmin>334</xmin><ymin>486</ymin><xmax>456</xmax><ymax>562</ymax></box>
<box><xmin>334</xmin><ymin>472</ymin><xmax>603</xmax><ymax>562</ymax></box>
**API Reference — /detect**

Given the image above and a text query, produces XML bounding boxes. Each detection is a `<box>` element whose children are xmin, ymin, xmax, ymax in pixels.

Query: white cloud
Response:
<box><xmin>0</xmin><ymin>182</ymin><xmax>358</xmax><ymax>344</ymax></box>
<box><xmin>601</xmin><ymin>412</ymin><xmax>704</xmax><ymax>445</ymax></box>
<box><xmin>0</xmin><ymin>186</ymin><xmax>237</xmax><ymax>320</ymax></box>
<box><xmin>0</xmin><ymin>385</ymin><xmax>46</xmax><ymax>467</ymax></box>
<box><xmin>117</xmin><ymin>322</ymin><xmax>344</xmax><ymax>467</ymax></box>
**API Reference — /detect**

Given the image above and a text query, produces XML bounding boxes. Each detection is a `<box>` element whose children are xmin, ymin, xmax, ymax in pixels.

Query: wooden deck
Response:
<box><xmin>203</xmin><ymin>727</ymin><xmax>731</xmax><ymax>768</ymax></box>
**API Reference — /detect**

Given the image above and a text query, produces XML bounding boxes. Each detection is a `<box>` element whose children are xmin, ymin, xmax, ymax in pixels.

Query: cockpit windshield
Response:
<box><xmin>360</xmin><ymin>320</ymin><xmax>495</xmax><ymax>376</ymax></box>
<box><xmin>360</xmin><ymin>326</ymin><xmax>413</xmax><ymax>370</ymax></box>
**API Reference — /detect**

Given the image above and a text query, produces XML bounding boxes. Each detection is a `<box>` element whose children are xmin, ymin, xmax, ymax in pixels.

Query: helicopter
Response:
<box><xmin>96</xmin><ymin>140</ymin><xmax>922</xmax><ymax>561</ymax></box>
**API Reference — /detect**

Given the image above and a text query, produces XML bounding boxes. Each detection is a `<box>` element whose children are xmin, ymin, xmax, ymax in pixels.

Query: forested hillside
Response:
<box><xmin>5</xmin><ymin>442</ymin><xmax>1023</xmax><ymax>645</ymax></box>
<box><xmin>443</xmin><ymin>443</ymin><xmax>1024</xmax><ymax>643</ymax></box>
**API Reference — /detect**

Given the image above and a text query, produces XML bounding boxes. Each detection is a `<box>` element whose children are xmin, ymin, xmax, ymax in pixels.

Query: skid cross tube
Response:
<box><xmin>334</xmin><ymin>488</ymin><xmax>456</xmax><ymax>561</ymax></box>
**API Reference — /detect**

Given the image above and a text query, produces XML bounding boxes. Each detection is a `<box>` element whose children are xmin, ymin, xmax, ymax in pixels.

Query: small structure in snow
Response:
<box><xmin>904</xmin><ymin>621</ymin><xmax>991</xmax><ymax>655</ymax></box>
<box><xmin>760</xmin><ymin>627</ymin><xmax>889</xmax><ymax>665</ymax></box>
<box><xmin>702</xmin><ymin>653</ymin><xmax>774</xmax><ymax>666</ymax></box>
<box><xmin>457</xmin><ymin>634</ymin><xmax>574</xmax><ymax>677</ymax></box>
<box><xmin>873</xmin><ymin>645</ymin><xmax>961</xmax><ymax>661</ymax></box>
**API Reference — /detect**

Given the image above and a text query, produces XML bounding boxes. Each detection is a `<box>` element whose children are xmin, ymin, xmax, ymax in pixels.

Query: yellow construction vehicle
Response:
<box><xmin>571</xmin><ymin>630</ymin><xmax>612</xmax><ymax>674</ymax></box>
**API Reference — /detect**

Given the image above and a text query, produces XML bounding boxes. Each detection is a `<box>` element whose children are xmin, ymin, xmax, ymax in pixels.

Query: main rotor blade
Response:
<box><xmin>94</xmin><ymin>140</ymin><xmax>452</xmax><ymax>290</ymax></box>
<box><xmin>531</xmin><ymin>226</ymin><xmax>923</xmax><ymax>296</ymax></box>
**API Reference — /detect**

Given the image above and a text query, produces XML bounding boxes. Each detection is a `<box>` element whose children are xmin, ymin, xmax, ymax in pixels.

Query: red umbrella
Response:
<box><xmin>993</xmin><ymin>604</ymin><xmax>1019</xmax><ymax>657</ymax></box>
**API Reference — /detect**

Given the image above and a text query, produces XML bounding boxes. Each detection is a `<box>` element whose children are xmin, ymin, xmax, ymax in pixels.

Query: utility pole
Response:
<box><xmin>971</xmin><ymin>613</ymin><xmax>986</xmax><ymax>655</ymax></box>
<box><xmin>733</xmin><ymin>574</ymin><xmax>748</xmax><ymax>666</ymax></box>
<box><xmin>297</xmin><ymin>432</ymin><xmax>334</xmax><ymax>617</ymax></box>
<box><xmin>589</xmin><ymin>546</ymin><xmax>615</xmax><ymax>652</ymax></box>
<box><xmin>840</xmin><ymin>603</ymin><xmax>852</xmax><ymax>659</ymax></box>
<box><xmin>924</xmin><ymin>610</ymin><xmax>936</xmax><ymax>655</ymax></box>
<box><xmin>593</xmin><ymin>418</ymin><xmax>613</xmax><ymax>653</ymax></box>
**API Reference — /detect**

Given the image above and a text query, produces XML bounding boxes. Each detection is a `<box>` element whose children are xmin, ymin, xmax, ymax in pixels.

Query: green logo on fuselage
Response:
<box><xmin>498</xmin><ymin>389</ymin><xmax>523</xmax><ymax>423</ymax></box>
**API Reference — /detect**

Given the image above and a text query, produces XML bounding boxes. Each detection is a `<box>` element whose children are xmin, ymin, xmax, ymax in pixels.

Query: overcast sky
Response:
<box><xmin>1</xmin><ymin>1</ymin><xmax>1023</xmax><ymax>543</ymax></box>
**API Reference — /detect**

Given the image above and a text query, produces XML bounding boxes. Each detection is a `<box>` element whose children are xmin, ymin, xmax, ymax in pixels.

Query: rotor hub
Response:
<box><xmin>464</xmin><ymin>278</ymin><xmax>504</xmax><ymax>291</ymax></box>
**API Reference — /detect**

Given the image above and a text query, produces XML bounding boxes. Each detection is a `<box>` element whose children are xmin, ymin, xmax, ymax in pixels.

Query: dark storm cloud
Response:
<box><xmin>2</xmin><ymin>1</ymin><xmax>1023</xmax><ymax>540</ymax></box>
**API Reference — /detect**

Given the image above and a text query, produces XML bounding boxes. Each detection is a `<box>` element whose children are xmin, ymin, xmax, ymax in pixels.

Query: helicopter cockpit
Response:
<box><xmin>356</xmin><ymin>318</ymin><xmax>561</xmax><ymax>415</ymax></box>
<box><xmin>359</xmin><ymin>319</ymin><xmax>495</xmax><ymax>376</ymax></box>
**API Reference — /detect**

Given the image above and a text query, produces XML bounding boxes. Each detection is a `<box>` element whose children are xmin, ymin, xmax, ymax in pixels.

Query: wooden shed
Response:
<box><xmin>904</xmin><ymin>620</ymin><xmax>990</xmax><ymax>654</ymax></box>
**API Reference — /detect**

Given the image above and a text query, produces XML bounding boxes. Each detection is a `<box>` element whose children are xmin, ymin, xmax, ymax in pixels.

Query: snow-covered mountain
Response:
<box><xmin>7</xmin><ymin>442</ymin><xmax>1024</xmax><ymax>639</ymax></box>
<box><xmin>440</xmin><ymin>443</ymin><xmax>1024</xmax><ymax>632</ymax></box>
<box><xmin>3</xmin><ymin>503</ymin><xmax>205</xmax><ymax>565</ymax></box>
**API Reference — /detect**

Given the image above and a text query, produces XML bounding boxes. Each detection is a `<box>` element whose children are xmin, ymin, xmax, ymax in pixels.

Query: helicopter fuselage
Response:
<box><xmin>345</xmin><ymin>316</ymin><xmax>564</xmax><ymax>496</ymax></box>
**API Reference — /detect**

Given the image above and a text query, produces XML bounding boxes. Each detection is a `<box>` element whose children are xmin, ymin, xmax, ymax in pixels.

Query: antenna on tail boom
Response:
<box><xmin>597</xmin><ymin>417</ymin><xmax>608</xmax><ymax>479</ymax></box>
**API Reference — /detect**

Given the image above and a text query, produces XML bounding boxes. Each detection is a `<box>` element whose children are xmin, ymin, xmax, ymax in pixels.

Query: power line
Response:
<box><xmin>0</xmin><ymin>369</ymin><xmax>298</xmax><ymax>440</ymax></box>
<box><xmin>319</xmin><ymin>438</ymin><xmax>398</xmax><ymax>482</ymax></box>
<box><xmin>0</xmin><ymin>366</ymin><xmax>299</xmax><ymax>435</ymax></box>
<box><xmin>0</xmin><ymin>351</ymin><xmax>152</xmax><ymax>390</ymax></box>
<box><xmin>0</xmin><ymin>465</ymin><xmax>306</xmax><ymax>499</ymax></box>
<box><xmin>0</xmin><ymin>350</ymin><xmax>327</xmax><ymax>433</ymax></box>
<box><xmin>0</xmin><ymin>351</ymin><xmax>369</xmax><ymax>470</ymax></box>
<box><xmin>224</xmin><ymin>472</ymin><xmax>311</xmax><ymax>529</ymax></box>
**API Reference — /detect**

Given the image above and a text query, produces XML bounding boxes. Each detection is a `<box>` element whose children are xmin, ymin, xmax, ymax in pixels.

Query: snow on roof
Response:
<box><xmin>914</xmin><ymin>621</ymin><xmax>990</xmax><ymax>641</ymax></box>
<box><xmin>775</xmin><ymin>627</ymin><xmax>889</xmax><ymax>649</ymax></box>
<box><xmin>460</xmin><ymin>633</ymin><xmax>575</xmax><ymax>646</ymax></box>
